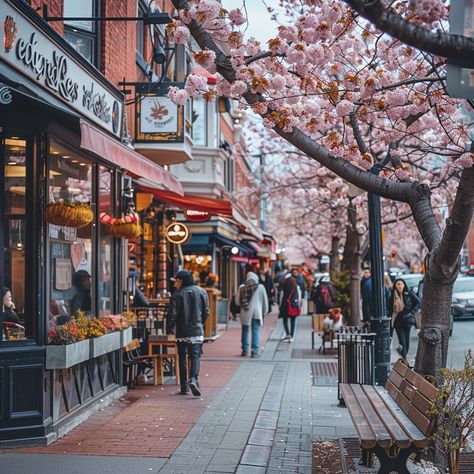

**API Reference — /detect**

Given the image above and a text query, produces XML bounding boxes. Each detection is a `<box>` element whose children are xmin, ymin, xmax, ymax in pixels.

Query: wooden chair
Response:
<box><xmin>122</xmin><ymin>339</ymin><xmax>160</xmax><ymax>388</ymax></box>
<box><xmin>148</xmin><ymin>339</ymin><xmax>180</xmax><ymax>386</ymax></box>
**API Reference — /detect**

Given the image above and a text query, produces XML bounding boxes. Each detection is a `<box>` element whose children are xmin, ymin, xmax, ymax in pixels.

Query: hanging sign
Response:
<box><xmin>184</xmin><ymin>209</ymin><xmax>210</xmax><ymax>222</ymax></box>
<box><xmin>135</xmin><ymin>82</ymin><xmax>185</xmax><ymax>143</ymax></box>
<box><xmin>165</xmin><ymin>222</ymin><xmax>190</xmax><ymax>244</ymax></box>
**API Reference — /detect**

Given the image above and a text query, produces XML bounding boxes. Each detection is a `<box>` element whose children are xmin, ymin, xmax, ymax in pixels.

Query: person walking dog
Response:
<box><xmin>166</xmin><ymin>270</ymin><xmax>209</xmax><ymax>396</ymax></box>
<box><xmin>237</xmin><ymin>272</ymin><xmax>268</xmax><ymax>358</ymax></box>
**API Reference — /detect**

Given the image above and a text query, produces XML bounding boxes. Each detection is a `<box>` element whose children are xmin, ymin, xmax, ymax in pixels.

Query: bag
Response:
<box><xmin>287</xmin><ymin>289</ymin><xmax>301</xmax><ymax>317</ymax></box>
<box><xmin>319</xmin><ymin>285</ymin><xmax>332</xmax><ymax>307</ymax></box>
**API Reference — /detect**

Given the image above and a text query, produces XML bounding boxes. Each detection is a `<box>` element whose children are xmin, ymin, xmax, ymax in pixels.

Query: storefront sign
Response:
<box><xmin>165</xmin><ymin>222</ymin><xmax>190</xmax><ymax>244</ymax></box>
<box><xmin>135</xmin><ymin>83</ymin><xmax>185</xmax><ymax>143</ymax></box>
<box><xmin>0</xmin><ymin>2</ymin><xmax>122</xmax><ymax>136</ymax></box>
<box><xmin>184</xmin><ymin>209</ymin><xmax>210</xmax><ymax>222</ymax></box>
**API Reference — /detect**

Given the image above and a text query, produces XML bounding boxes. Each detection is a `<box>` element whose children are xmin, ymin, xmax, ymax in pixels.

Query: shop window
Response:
<box><xmin>1</xmin><ymin>137</ymin><xmax>30</xmax><ymax>341</ymax></box>
<box><xmin>98</xmin><ymin>166</ymin><xmax>114</xmax><ymax>316</ymax></box>
<box><xmin>47</xmin><ymin>141</ymin><xmax>93</xmax><ymax>327</ymax></box>
<box><xmin>64</xmin><ymin>0</ymin><xmax>100</xmax><ymax>66</ymax></box>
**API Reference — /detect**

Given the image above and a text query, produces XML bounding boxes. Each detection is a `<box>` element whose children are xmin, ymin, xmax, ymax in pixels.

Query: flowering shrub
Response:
<box><xmin>100</xmin><ymin>315</ymin><xmax>129</xmax><ymax>332</ymax></box>
<box><xmin>48</xmin><ymin>311</ymin><xmax>130</xmax><ymax>345</ymax></box>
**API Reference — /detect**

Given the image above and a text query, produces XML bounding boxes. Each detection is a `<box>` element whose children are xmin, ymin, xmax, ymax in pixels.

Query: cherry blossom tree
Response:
<box><xmin>167</xmin><ymin>0</ymin><xmax>474</xmax><ymax>379</ymax></box>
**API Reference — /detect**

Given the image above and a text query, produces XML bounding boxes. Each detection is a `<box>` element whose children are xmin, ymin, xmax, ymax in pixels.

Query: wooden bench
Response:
<box><xmin>311</xmin><ymin>313</ymin><xmax>334</xmax><ymax>353</ymax></box>
<box><xmin>340</xmin><ymin>359</ymin><xmax>438</xmax><ymax>474</ymax></box>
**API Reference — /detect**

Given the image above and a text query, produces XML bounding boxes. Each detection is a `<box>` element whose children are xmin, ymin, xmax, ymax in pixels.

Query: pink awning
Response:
<box><xmin>80</xmin><ymin>120</ymin><xmax>183</xmax><ymax>196</ymax></box>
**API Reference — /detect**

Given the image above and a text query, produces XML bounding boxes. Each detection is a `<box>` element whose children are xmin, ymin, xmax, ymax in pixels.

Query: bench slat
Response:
<box><xmin>408</xmin><ymin>405</ymin><xmax>433</xmax><ymax>437</ymax></box>
<box><xmin>412</xmin><ymin>389</ymin><xmax>431</xmax><ymax>416</ymax></box>
<box><xmin>351</xmin><ymin>384</ymin><xmax>392</xmax><ymax>448</ymax></box>
<box><xmin>417</xmin><ymin>377</ymin><xmax>438</xmax><ymax>401</ymax></box>
<box><xmin>392</xmin><ymin>360</ymin><xmax>409</xmax><ymax>378</ymax></box>
<box><xmin>376</xmin><ymin>387</ymin><xmax>429</xmax><ymax>448</ymax></box>
<box><xmin>340</xmin><ymin>384</ymin><xmax>377</xmax><ymax>449</ymax></box>
<box><xmin>362</xmin><ymin>385</ymin><xmax>412</xmax><ymax>449</ymax></box>
<box><xmin>388</xmin><ymin>370</ymin><xmax>403</xmax><ymax>389</ymax></box>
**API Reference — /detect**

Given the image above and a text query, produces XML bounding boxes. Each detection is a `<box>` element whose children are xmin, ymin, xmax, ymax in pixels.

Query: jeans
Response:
<box><xmin>177</xmin><ymin>341</ymin><xmax>201</xmax><ymax>390</ymax></box>
<box><xmin>241</xmin><ymin>319</ymin><xmax>261</xmax><ymax>354</ymax></box>
<box><xmin>282</xmin><ymin>314</ymin><xmax>296</xmax><ymax>337</ymax></box>
<box><xmin>395</xmin><ymin>326</ymin><xmax>412</xmax><ymax>359</ymax></box>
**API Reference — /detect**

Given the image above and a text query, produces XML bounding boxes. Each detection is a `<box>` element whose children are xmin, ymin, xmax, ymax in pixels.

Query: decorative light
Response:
<box><xmin>196</xmin><ymin>256</ymin><xmax>204</xmax><ymax>264</ymax></box>
<box><xmin>231</xmin><ymin>246</ymin><xmax>239</xmax><ymax>255</ymax></box>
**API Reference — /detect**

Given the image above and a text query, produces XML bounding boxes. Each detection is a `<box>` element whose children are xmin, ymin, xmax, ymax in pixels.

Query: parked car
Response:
<box><xmin>416</xmin><ymin>279</ymin><xmax>454</xmax><ymax>337</ymax></box>
<box><xmin>451</xmin><ymin>276</ymin><xmax>474</xmax><ymax>320</ymax></box>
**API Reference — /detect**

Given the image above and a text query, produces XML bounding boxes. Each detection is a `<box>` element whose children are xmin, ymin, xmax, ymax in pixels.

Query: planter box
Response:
<box><xmin>90</xmin><ymin>332</ymin><xmax>121</xmax><ymax>358</ymax></box>
<box><xmin>46</xmin><ymin>339</ymin><xmax>90</xmax><ymax>369</ymax></box>
<box><xmin>120</xmin><ymin>327</ymin><xmax>133</xmax><ymax>347</ymax></box>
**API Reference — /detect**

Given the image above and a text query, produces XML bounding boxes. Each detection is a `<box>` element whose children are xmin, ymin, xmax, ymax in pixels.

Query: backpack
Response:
<box><xmin>319</xmin><ymin>285</ymin><xmax>332</xmax><ymax>307</ymax></box>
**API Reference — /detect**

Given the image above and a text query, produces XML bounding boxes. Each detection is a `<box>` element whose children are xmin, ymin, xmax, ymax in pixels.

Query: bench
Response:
<box><xmin>340</xmin><ymin>359</ymin><xmax>438</xmax><ymax>474</ymax></box>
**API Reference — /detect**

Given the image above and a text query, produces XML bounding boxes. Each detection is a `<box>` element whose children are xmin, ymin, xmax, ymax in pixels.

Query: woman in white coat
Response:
<box><xmin>237</xmin><ymin>272</ymin><xmax>269</xmax><ymax>357</ymax></box>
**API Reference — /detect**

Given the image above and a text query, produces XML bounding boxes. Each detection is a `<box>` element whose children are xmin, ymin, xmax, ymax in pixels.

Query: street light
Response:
<box><xmin>367</xmin><ymin>165</ymin><xmax>391</xmax><ymax>386</ymax></box>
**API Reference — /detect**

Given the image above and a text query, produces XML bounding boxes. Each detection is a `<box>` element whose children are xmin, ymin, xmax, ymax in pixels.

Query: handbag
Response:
<box><xmin>287</xmin><ymin>288</ymin><xmax>301</xmax><ymax>317</ymax></box>
<box><xmin>397</xmin><ymin>310</ymin><xmax>415</xmax><ymax>328</ymax></box>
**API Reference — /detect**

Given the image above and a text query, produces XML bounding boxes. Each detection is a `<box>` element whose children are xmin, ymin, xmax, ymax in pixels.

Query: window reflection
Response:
<box><xmin>2</xmin><ymin>137</ymin><xmax>27</xmax><ymax>341</ymax></box>
<box><xmin>48</xmin><ymin>141</ymin><xmax>93</xmax><ymax>327</ymax></box>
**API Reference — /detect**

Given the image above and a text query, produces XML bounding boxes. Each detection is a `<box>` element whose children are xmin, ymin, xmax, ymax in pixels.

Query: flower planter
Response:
<box><xmin>90</xmin><ymin>332</ymin><xmax>121</xmax><ymax>358</ymax></box>
<box><xmin>120</xmin><ymin>326</ymin><xmax>133</xmax><ymax>347</ymax></box>
<box><xmin>46</xmin><ymin>339</ymin><xmax>90</xmax><ymax>369</ymax></box>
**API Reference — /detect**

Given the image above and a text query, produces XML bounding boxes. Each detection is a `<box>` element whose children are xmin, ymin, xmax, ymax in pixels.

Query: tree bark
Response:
<box><xmin>330</xmin><ymin>235</ymin><xmax>341</xmax><ymax>274</ymax></box>
<box><xmin>343</xmin><ymin>202</ymin><xmax>361</xmax><ymax>326</ymax></box>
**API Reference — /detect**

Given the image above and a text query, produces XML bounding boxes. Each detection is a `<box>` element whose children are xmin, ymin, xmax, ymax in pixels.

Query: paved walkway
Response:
<box><xmin>0</xmin><ymin>309</ymin><xmax>358</xmax><ymax>473</ymax></box>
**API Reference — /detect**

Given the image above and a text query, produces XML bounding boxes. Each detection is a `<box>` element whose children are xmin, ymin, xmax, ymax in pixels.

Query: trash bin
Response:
<box><xmin>337</xmin><ymin>332</ymin><xmax>375</xmax><ymax>404</ymax></box>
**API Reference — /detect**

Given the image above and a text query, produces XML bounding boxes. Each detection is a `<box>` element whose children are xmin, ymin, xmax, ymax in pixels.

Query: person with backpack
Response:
<box><xmin>313</xmin><ymin>277</ymin><xmax>335</xmax><ymax>314</ymax></box>
<box><xmin>279</xmin><ymin>271</ymin><xmax>301</xmax><ymax>342</ymax></box>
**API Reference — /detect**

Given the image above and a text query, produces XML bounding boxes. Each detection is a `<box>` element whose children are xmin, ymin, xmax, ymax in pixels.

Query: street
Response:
<box><xmin>395</xmin><ymin>318</ymin><xmax>474</xmax><ymax>369</ymax></box>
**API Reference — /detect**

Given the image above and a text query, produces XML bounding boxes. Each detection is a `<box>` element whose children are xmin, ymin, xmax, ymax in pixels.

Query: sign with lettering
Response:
<box><xmin>165</xmin><ymin>222</ymin><xmax>190</xmax><ymax>245</ymax></box>
<box><xmin>135</xmin><ymin>83</ymin><xmax>185</xmax><ymax>143</ymax></box>
<box><xmin>0</xmin><ymin>1</ymin><xmax>122</xmax><ymax>136</ymax></box>
<box><xmin>184</xmin><ymin>209</ymin><xmax>210</xmax><ymax>222</ymax></box>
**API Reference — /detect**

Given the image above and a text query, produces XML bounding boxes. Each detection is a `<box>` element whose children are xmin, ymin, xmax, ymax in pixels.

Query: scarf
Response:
<box><xmin>392</xmin><ymin>291</ymin><xmax>405</xmax><ymax>326</ymax></box>
<box><xmin>240</xmin><ymin>279</ymin><xmax>258</xmax><ymax>310</ymax></box>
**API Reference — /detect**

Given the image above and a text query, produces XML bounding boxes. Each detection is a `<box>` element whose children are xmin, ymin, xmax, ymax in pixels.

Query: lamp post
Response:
<box><xmin>368</xmin><ymin>165</ymin><xmax>391</xmax><ymax>385</ymax></box>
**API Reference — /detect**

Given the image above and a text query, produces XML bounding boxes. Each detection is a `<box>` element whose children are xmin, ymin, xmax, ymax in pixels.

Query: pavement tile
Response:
<box><xmin>240</xmin><ymin>445</ymin><xmax>271</xmax><ymax>467</ymax></box>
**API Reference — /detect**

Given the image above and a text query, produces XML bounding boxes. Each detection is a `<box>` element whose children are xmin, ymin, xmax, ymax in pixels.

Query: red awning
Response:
<box><xmin>137</xmin><ymin>187</ymin><xmax>233</xmax><ymax>217</ymax></box>
<box><xmin>137</xmin><ymin>186</ymin><xmax>264</xmax><ymax>240</ymax></box>
<box><xmin>80</xmin><ymin>120</ymin><xmax>183</xmax><ymax>196</ymax></box>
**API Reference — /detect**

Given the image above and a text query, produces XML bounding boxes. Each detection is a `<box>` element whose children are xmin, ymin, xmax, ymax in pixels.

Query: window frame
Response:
<box><xmin>63</xmin><ymin>0</ymin><xmax>101</xmax><ymax>68</ymax></box>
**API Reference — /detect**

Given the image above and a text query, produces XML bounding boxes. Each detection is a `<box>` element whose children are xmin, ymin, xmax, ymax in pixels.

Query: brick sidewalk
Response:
<box><xmin>7</xmin><ymin>310</ymin><xmax>279</xmax><ymax>458</ymax></box>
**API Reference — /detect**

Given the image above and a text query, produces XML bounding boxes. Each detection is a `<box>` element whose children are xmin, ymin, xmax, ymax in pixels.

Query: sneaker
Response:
<box><xmin>289</xmin><ymin>338</ymin><xmax>294</xmax><ymax>343</ymax></box>
<box><xmin>396</xmin><ymin>345</ymin><xmax>403</xmax><ymax>356</ymax></box>
<box><xmin>189</xmin><ymin>379</ymin><xmax>201</xmax><ymax>397</ymax></box>
<box><xmin>281</xmin><ymin>335</ymin><xmax>290</xmax><ymax>341</ymax></box>
<box><xmin>178</xmin><ymin>388</ymin><xmax>189</xmax><ymax>395</ymax></box>
<box><xmin>251</xmin><ymin>351</ymin><xmax>260</xmax><ymax>358</ymax></box>
<box><xmin>241</xmin><ymin>351</ymin><xmax>249</xmax><ymax>357</ymax></box>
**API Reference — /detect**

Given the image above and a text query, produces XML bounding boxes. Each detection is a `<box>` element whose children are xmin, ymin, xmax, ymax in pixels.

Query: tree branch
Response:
<box><xmin>344</xmin><ymin>0</ymin><xmax>474</xmax><ymax>68</ymax></box>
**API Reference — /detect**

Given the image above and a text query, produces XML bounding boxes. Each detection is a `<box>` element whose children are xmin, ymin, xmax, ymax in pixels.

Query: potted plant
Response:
<box><xmin>46</xmin><ymin>319</ymin><xmax>89</xmax><ymax>369</ymax></box>
<box><xmin>430</xmin><ymin>350</ymin><xmax>474</xmax><ymax>474</ymax></box>
<box><xmin>101</xmin><ymin>314</ymin><xmax>133</xmax><ymax>347</ymax></box>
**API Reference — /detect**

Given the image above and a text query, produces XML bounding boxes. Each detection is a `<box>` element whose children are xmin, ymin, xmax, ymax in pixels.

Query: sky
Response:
<box><xmin>222</xmin><ymin>0</ymin><xmax>281</xmax><ymax>45</ymax></box>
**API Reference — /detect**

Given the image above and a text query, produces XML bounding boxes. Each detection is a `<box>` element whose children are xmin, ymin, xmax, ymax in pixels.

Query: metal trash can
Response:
<box><xmin>337</xmin><ymin>332</ymin><xmax>375</xmax><ymax>404</ymax></box>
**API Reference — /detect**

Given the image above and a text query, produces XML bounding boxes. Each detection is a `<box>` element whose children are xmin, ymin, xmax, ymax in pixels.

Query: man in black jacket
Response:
<box><xmin>166</xmin><ymin>271</ymin><xmax>209</xmax><ymax>396</ymax></box>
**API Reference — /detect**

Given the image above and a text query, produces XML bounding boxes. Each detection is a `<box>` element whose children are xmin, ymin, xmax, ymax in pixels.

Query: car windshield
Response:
<box><xmin>453</xmin><ymin>279</ymin><xmax>474</xmax><ymax>293</ymax></box>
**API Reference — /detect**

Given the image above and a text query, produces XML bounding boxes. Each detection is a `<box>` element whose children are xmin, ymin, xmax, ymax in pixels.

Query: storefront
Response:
<box><xmin>0</xmin><ymin>0</ymin><xmax>181</xmax><ymax>444</ymax></box>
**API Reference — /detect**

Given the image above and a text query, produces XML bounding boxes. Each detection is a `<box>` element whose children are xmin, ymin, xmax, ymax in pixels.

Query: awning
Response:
<box><xmin>136</xmin><ymin>186</ymin><xmax>233</xmax><ymax>216</ymax></box>
<box><xmin>211</xmin><ymin>234</ymin><xmax>256</xmax><ymax>256</ymax></box>
<box><xmin>80</xmin><ymin>121</ymin><xmax>183</xmax><ymax>196</ymax></box>
<box><xmin>181</xmin><ymin>233</ymin><xmax>256</xmax><ymax>256</ymax></box>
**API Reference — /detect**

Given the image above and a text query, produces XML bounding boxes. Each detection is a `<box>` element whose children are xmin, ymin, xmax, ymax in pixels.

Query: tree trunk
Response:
<box><xmin>330</xmin><ymin>235</ymin><xmax>341</xmax><ymax>274</ymax></box>
<box><xmin>343</xmin><ymin>203</ymin><xmax>361</xmax><ymax>326</ymax></box>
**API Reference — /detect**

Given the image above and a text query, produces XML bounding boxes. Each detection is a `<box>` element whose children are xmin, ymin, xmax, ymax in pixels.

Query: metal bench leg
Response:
<box><xmin>373</xmin><ymin>445</ymin><xmax>415</xmax><ymax>474</ymax></box>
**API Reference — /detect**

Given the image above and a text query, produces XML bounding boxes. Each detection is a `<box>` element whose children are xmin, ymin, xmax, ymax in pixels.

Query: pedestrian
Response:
<box><xmin>383</xmin><ymin>274</ymin><xmax>393</xmax><ymax>317</ymax></box>
<box><xmin>237</xmin><ymin>272</ymin><xmax>268</xmax><ymax>357</ymax></box>
<box><xmin>1</xmin><ymin>287</ymin><xmax>21</xmax><ymax>341</ymax></box>
<box><xmin>166</xmin><ymin>270</ymin><xmax>209</xmax><ymax>396</ymax></box>
<box><xmin>279</xmin><ymin>271</ymin><xmax>301</xmax><ymax>342</ymax></box>
<box><xmin>292</xmin><ymin>268</ymin><xmax>306</xmax><ymax>299</ymax></box>
<box><xmin>313</xmin><ymin>276</ymin><xmax>335</xmax><ymax>314</ymax></box>
<box><xmin>274</xmin><ymin>268</ymin><xmax>284</xmax><ymax>305</ymax></box>
<box><xmin>360</xmin><ymin>268</ymin><xmax>371</xmax><ymax>294</ymax></box>
<box><xmin>259</xmin><ymin>268</ymin><xmax>274</xmax><ymax>307</ymax></box>
<box><xmin>389</xmin><ymin>278</ymin><xmax>421</xmax><ymax>359</ymax></box>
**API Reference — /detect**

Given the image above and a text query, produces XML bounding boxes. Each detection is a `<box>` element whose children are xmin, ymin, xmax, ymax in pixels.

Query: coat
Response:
<box><xmin>237</xmin><ymin>273</ymin><xmax>269</xmax><ymax>326</ymax></box>
<box><xmin>279</xmin><ymin>275</ymin><xmax>301</xmax><ymax>318</ymax></box>
<box><xmin>389</xmin><ymin>289</ymin><xmax>421</xmax><ymax>329</ymax></box>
